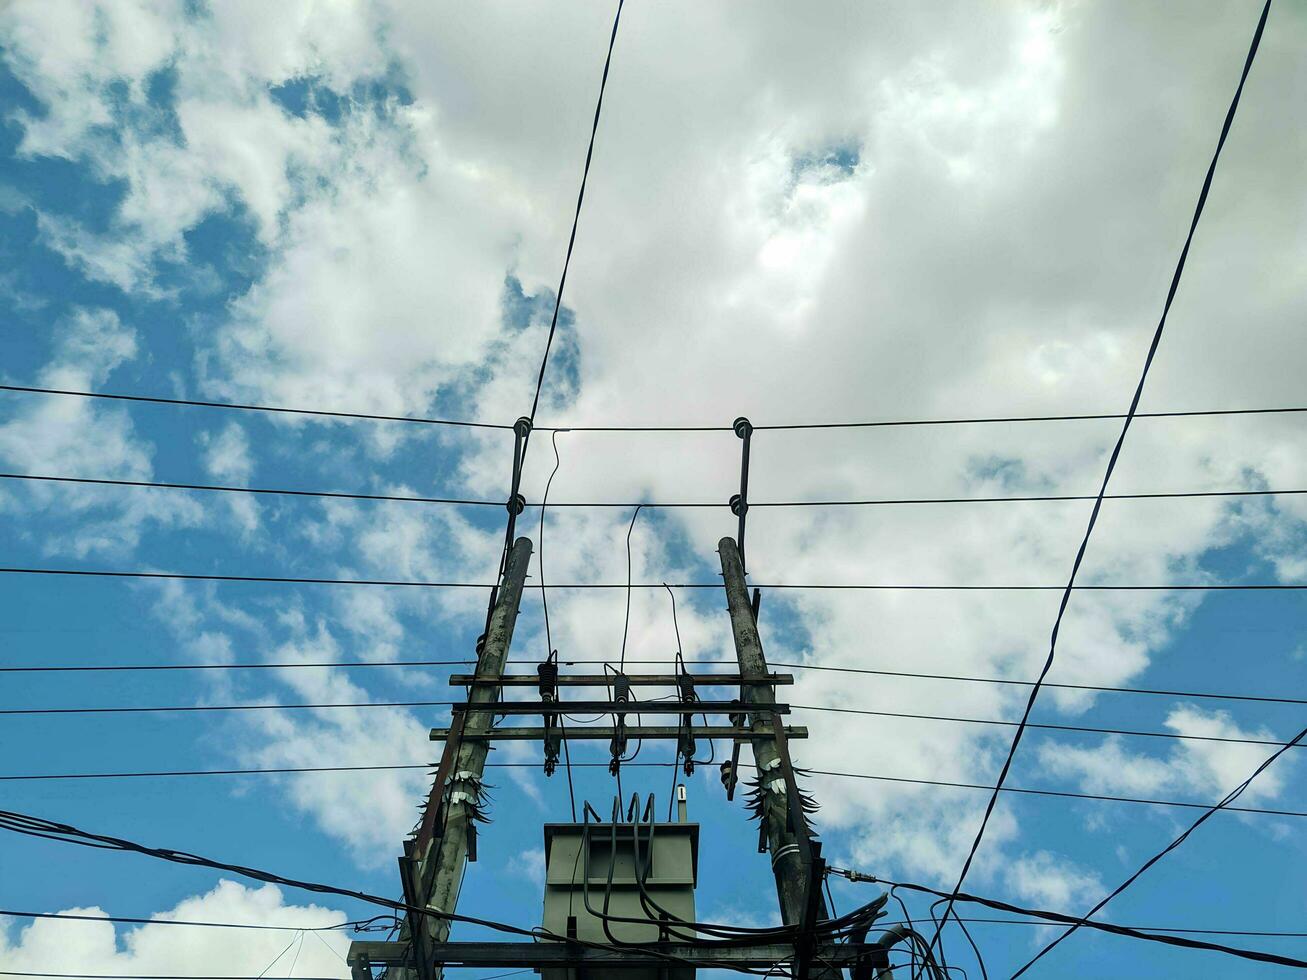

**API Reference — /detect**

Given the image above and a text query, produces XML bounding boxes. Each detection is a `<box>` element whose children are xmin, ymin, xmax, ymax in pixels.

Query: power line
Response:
<box><xmin>0</xmin><ymin>907</ymin><xmax>382</xmax><ymax>933</ymax></box>
<box><xmin>790</xmin><ymin>703</ymin><xmax>1303</xmax><ymax>751</ymax></box>
<box><xmin>0</xmin><ymin>801</ymin><xmax>1295</xmax><ymax>973</ymax></box>
<box><xmin>0</xmin><ymin>974</ymin><xmax>340</xmax><ymax>980</ymax></box>
<box><xmin>526</xmin><ymin>0</ymin><xmax>623</xmax><ymax>425</ymax></box>
<box><xmin>0</xmin><ymin>385</ymin><xmax>511</xmax><ymax>430</ymax></box>
<box><xmin>1011</xmin><ymin>715</ymin><xmax>1307</xmax><ymax>976</ymax></box>
<box><xmin>0</xmin><ymin>566</ymin><xmax>1299</xmax><ymax>590</ymax></box>
<box><xmin>1</xmin><ymin>696</ymin><xmax>1297</xmax><ymax>754</ymax></box>
<box><xmin>832</xmin><ymin>871</ymin><xmax>1307</xmax><ymax>972</ymax></box>
<box><xmin>934</xmin><ymin>0</ymin><xmax>1274</xmax><ymax>946</ymax></box>
<box><xmin>6</xmin><ymin>384</ymin><xmax>1305</xmax><ymax>434</ymax></box>
<box><xmin>5</xmin><ymin>470</ymin><xmax>1304</xmax><ymax>511</ymax></box>
<box><xmin>0</xmin><ymin>761</ymin><xmax>1301</xmax><ymax>819</ymax></box>
<box><xmin>2</xmin><ymin>656</ymin><xmax>1300</xmax><ymax>709</ymax></box>
<box><xmin>929</xmin><ymin>918</ymin><xmax>1307</xmax><ymax>939</ymax></box>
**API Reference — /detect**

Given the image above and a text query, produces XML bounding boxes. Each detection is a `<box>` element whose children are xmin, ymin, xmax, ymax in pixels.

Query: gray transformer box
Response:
<box><xmin>540</xmin><ymin>820</ymin><xmax>700</xmax><ymax>980</ymax></box>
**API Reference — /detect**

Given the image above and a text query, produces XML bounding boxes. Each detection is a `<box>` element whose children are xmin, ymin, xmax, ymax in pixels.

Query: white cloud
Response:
<box><xmin>1037</xmin><ymin>705</ymin><xmax>1298</xmax><ymax>810</ymax></box>
<box><xmin>4</xmin><ymin>0</ymin><xmax>1306</xmax><ymax>900</ymax></box>
<box><xmin>1004</xmin><ymin>850</ymin><xmax>1103</xmax><ymax>911</ymax></box>
<box><xmin>0</xmin><ymin>880</ymin><xmax>349</xmax><ymax>978</ymax></box>
<box><xmin>505</xmin><ymin>847</ymin><xmax>546</xmax><ymax>887</ymax></box>
<box><xmin>0</xmin><ymin>308</ymin><xmax>201</xmax><ymax>555</ymax></box>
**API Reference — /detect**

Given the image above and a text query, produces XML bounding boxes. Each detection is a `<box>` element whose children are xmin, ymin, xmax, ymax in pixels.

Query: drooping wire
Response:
<box><xmin>618</xmin><ymin>504</ymin><xmax>644</xmax><ymax>670</ymax></box>
<box><xmin>538</xmin><ymin>429</ymin><xmax>567</xmax><ymax>656</ymax></box>
<box><xmin>931</xmin><ymin>0</ymin><xmax>1275</xmax><ymax>948</ymax></box>
<box><xmin>558</xmin><ymin>714</ymin><xmax>578</xmax><ymax>822</ymax></box>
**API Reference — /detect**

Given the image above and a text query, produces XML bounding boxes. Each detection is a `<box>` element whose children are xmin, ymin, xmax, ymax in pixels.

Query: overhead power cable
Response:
<box><xmin>0</xmin><ymin>801</ymin><xmax>1295</xmax><ymax>974</ymax></box>
<box><xmin>0</xmin><ymin>810</ymin><xmax>745</xmax><ymax>978</ymax></box>
<box><xmin>832</xmin><ymin>870</ymin><xmax>1307</xmax><ymax>972</ymax></box>
<box><xmin>0</xmin><ymin>566</ymin><xmax>1299</xmax><ymax>590</ymax></box>
<box><xmin>526</xmin><ymin>0</ymin><xmax>623</xmax><ymax>425</ymax></box>
<box><xmin>1011</xmin><ymin>717</ymin><xmax>1307</xmax><ymax>976</ymax></box>
<box><xmin>0</xmin><ymin>696</ymin><xmax>1297</xmax><ymax>754</ymax></box>
<box><xmin>2</xmin><ymin>656</ymin><xmax>1299</xmax><ymax>709</ymax></box>
<box><xmin>0</xmin><ymin>761</ymin><xmax>1301</xmax><ymax>819</ymax></box>
<box><xmin>4</xmin><ymin>471</ymin><xmax>1303</xmax><ymax>510</ymax></box>
<box><xmin>934</xmin><ymin>0</ymin><xmax>1274</xmax><ymax>947</ymax></box>
<box><xmin>5</xmin><ymin>384</ymin><xmax>1305</xmax><ymax>434</ymax></box>
<box><xmin>0</xmin><ymin>907</ymin><xmax>379</xmax><ymax>933</ymax></box>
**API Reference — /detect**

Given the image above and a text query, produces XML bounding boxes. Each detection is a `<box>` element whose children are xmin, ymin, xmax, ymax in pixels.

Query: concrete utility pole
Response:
<box><xmin>405</xmin><ymin>536</ymin><xmax>533</xmax><ymax>980</ymax></box>
<box><xmin>718</xmin><ymin>537</ymin><xmax>834</xmax><ymax>936</ymax></box>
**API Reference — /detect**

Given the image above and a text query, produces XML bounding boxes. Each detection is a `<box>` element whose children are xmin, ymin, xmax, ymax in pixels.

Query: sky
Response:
<box><xmin>0</xmin><ymin>1</ymin><xmax>1305</xmax><ymax>978</ymax></box>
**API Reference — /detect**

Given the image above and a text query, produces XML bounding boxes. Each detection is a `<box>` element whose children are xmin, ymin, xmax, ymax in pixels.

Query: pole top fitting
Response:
<box><xmin>729</xmin><ymin>493</ymin><xmax>747</xmax><ymax>516</ymax></box>
<box><xmin>514</xmin><ymin>416</ymin><xmax>533</xmax><ymax>437</ymax></box>
<box><xmin>475</xmin><ymin>633</ymin><xmax>487</xmax><ymax>656</ymax></box>
<box><xmin>733</xmin><ymin>416</ymin><xmax>753</xmax><ymax>439</ymax></box>
<box><xmin>506</xmin><ymin>492</ymin><xmax>526</xmax><ymax>516</ymax></box>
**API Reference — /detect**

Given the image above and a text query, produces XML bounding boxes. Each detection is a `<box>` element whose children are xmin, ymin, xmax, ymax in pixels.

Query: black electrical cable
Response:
<box><xmin>7</xmin><ymin>384</ymin><xmax>1305</xmax><ymax>433</ymax></box>
<box><xmin>2</xmin><ymin>762</ymin><xmax>1301</xmax><ymax>819</ymax></box>
<box><xmin>0</xmin><ymin>809</ymin><xmax>753</xmax><ymax>977</ymax></box>
<box><xmin>933</xmin><ymin>0</ymin><xmax>1274</xmax><ymax>948</ymax></box>
<box><xmin>526</xmin><ymin>0</ymin><xmax>623</xmax><ymax>426</ymax></box>
<box><xmin>539</xmin><ymin>429</ymin><xmax>566</xmax><ymax>657</ymax></box>
<box><xmin>1</xmin><ymin>567</ymin><xmax>1300</xmax><ymax>590</ymax></box>
<box><xmin>618</xmin><ymin>504</ymin><xmax>644</xmax><ymax>670</ymax></box>
<box><xmin>1</xmin><ymin>696</ymin><xmax>1295</xmax><ymax>755</ymax></box>
<box><xmin>8</xmin><ymin>471</ymin><xmax>1305</xmax><ymax>511</ymax></box>
<box><xmin>4</xmin><ymin>656</ymin><xmax>1299</xmax><ymax>711</ymax></box>
<box><xmin>0</xmin><ymin>908</ymin><xmax>386</xmax><ymax>933</ymax></box>
<box><xmin>1010</xmin><ymin>718</ymin><xmax>1307</xmax><ymax>977</ymax></box>
<box><xmin>790</xmin><ymin>703</ymin><xmax>1301</xmax><ymax>751</ymax></box>
<box><xmin>834</xmin><ymin>869</ymin><xmax>1307</xmax><ymax>971</ymax></box>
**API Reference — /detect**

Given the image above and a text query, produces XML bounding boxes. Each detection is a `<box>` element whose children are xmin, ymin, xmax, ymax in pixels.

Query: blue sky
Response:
<box><xmin>1</xmin><ymin>2</ymin><xmax>1305</xmax><ymax>978</ymax></box>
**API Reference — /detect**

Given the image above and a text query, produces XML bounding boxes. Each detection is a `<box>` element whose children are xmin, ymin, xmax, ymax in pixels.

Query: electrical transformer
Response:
<box><xmin>540</xmin><ymin>790</ymin><xmax>699</xmax><ymax>980</ymax></box>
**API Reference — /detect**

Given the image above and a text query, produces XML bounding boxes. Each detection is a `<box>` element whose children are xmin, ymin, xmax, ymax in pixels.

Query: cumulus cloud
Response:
<box><xmin>3</xmin><ymin>0</ymin><xmax>1305</xmax><ymax>903</ymax></box>
<box><xmin>1037</xmin><ymin>705</ymin><xmax>1298</xmax><ymax>809</ymax></box>
<box><xmin>0</xmin><ymin>308</ymin><xmax>201</xmax><ymax>554</ymax></box>
<box><xmin>0</xmin><ymin>880</ymin><xmax>349</xmax><ymax>977</ymax></box>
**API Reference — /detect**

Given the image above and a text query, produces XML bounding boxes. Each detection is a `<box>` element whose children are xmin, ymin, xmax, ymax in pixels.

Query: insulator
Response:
<box><xmin>537</xmin><ymin>657</ymin><xmax>559</xmax><ymax>699</ymax></box>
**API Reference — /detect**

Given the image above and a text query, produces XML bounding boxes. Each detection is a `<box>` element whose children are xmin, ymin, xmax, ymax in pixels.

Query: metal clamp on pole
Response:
<box><xmin>730</xmin><ymin>416</ymin><xmax>754</xmax><ymax>574</ymax></box>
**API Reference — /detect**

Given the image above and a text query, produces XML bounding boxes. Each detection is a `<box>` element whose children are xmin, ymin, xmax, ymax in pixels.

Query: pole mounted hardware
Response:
<box><xmin>730</xmin><ymin>416</ymin><xmax>754</xmax><ymax>574</ymax></box>
<box><xmin>538</xmin><ymin>654</ymin><xmax>561</xmax><ymax>775</ymax></box>
<box><xmin>609</xmin><ymin>671</ymin><xmax>632</xmax><ymax>775</ymax></box>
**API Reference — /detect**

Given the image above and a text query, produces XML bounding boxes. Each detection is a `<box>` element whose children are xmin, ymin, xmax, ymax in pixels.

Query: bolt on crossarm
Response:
<box><xmin>718</xmin><ymin>536</ymin><xmax>837</xmax><ymax>980</ymax></box>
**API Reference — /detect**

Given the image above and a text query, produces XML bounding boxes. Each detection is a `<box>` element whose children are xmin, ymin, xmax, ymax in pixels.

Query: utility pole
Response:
<box><xmin>398</xmin><ymin>536</ymin><xmax>533</xmax><ymax>980</ymax></box>
<box><xmin>719</xmin><ymin>535</ymin><xmax>836</xmax><ymax>978</ymax></box>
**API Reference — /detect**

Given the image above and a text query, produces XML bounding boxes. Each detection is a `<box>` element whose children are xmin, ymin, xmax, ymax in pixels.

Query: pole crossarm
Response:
<box><xmin>447</xmin><ymin>699</ymin><xmax>791</xmax><ymax>715</ymax></box>
<box><xmin>430</xmin><ymin>724</ymin><xmax>809</xmax><ymax>741</ymax></box>
<box><xmin>449</xmin><ymin>672</ymin><xmax>795</xmax><ymax>687</ymax></box>
<box><xmin>347</xmin><ymin>940</ymin><xmax>882</xmax><ymax>971</ymax></box>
